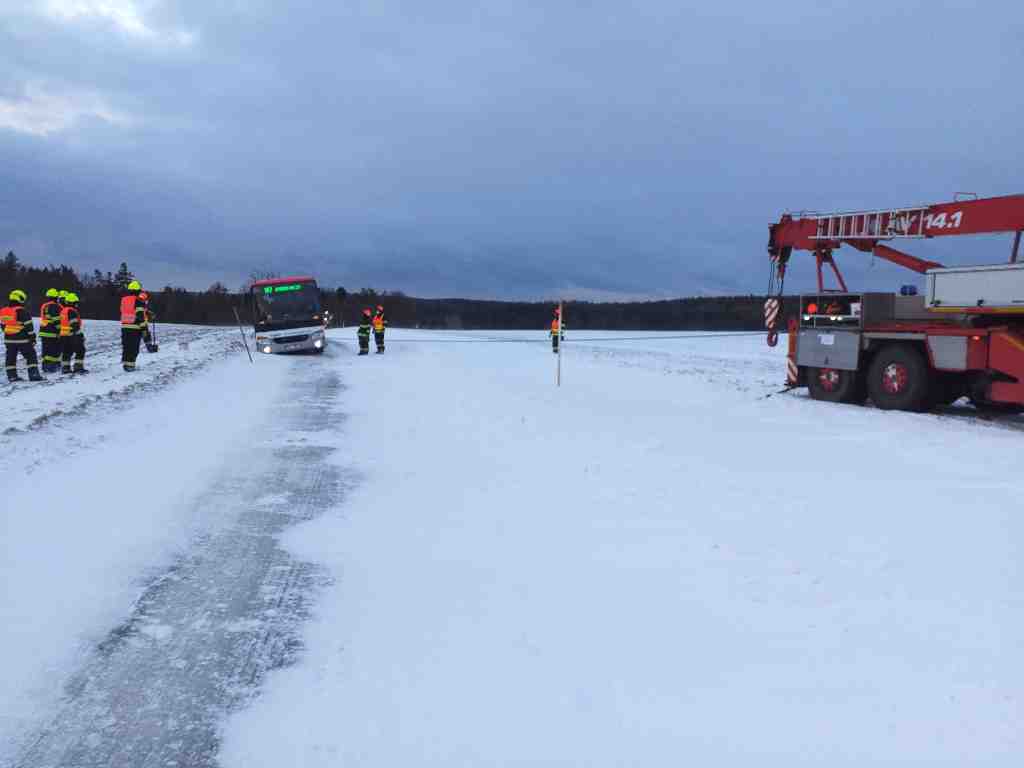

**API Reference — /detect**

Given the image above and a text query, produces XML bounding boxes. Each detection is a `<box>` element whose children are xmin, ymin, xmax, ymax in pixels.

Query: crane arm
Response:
<box><xmin>769</xmin><ymin>193</ymin><xmax>1024</xmax><ymax>259</ymax></box>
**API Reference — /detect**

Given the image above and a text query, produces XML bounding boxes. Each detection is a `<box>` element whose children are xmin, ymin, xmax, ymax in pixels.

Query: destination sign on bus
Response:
<box><xmin>263</xmin><ymin>283</ymin><xmax>307</xmax><ymax>294</ymax></box>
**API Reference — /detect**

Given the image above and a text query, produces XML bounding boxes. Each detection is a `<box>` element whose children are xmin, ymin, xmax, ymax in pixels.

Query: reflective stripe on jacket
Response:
<box><xmin>358</xmin><ymin>320</ymin><xmax>372</xmax><ymax>338</ymax></box>
<box><xmin>60</xmin><ymin>306</ymin><xmax>83</xmax><ymax>337</ymax></box>
<box><xmin>373</xmin><ymin>316</ymin><xmax>386</xmax><ymax>332</ymax></box>
<box><xmin>0</xmin><ymin>305</ymin><xmax>34</xmax><ymax>342</ymax></box>
<box><xmin>39</xmin><ymin>300</ymin><xmax>62</xmax><ymax>337</ymax></box>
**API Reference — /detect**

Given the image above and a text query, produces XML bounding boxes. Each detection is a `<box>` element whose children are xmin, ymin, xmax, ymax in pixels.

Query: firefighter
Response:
<box><xmin>357</xmin><ymin>308</ymin><xmax>372</xmax><ymax>355</ymax></box>
<box><xmin>1</xmin><ymin>289</ymin><xmax>43</xmax><ymax>382</ymax></box>
<box><xmin>38</xmin><ymin>288</ymin><xmax>63</xmax><ymax>372</ymax></box>
<box><xmin>120</xmin><ymin>280</ymin><xmax>149</xmax><ymax>372</ymax></box>
<box><xmin>139</xmin><ymin>291</ymin><xmax>158</xmax><ymax>352</ymax></box>
<box><xmin>56</xmin><ymin>290</ymin><xmax>69</xmax><ymax>372</ymax></box>
<box><xmin>60</xmin><ymin>292</ymin><xmax>87</xmax><ymax>374</ymax></box>
<box><xmin>550</xmin><ymin>306</ymin><xmax>565</xmax><ymax>353</ymax></box>
<box><xmin>372</xmin><ymin>304</ymin><xmax>387</xmax><ymax>353</ymax></box>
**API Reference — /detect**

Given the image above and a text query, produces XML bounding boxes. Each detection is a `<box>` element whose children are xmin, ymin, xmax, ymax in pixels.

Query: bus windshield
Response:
<box><xmin>252</xmin><ymin>280</ymin><xmax>321</xmax><ymax>331</ymax></box>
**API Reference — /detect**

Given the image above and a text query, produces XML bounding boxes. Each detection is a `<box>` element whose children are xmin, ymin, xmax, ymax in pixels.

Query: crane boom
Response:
<box><xmin>767</xmin><ymin>192</ymin><xmax>1024</xmax><ymax>298</ymax></box>
<box><xmin>770</xmin><ymin>193</ymin><xmax>1024</xmax><ymax>252</ymax></box>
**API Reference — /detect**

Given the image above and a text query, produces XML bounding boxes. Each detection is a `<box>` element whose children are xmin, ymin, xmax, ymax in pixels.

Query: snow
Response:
<box><xmin>2</xmin><ymin>325</ymin><xmax>1021</xmax><ymax>765</ymax></box>
<box><xmin>0</xmin><ymin>322</ymin><xmax>288</xmax><ymax>753</ymax></box>
<box><xmin>218</xmin><ymin>328</ymin><xmax>1022</xmax><ymax>766</ymax></box>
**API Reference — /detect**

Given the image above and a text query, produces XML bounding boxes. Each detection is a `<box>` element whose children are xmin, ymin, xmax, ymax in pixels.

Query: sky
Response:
<box><xmin>1</xmin><ymin>1</ymin><xmax>1022</xmax><ymax>299</ymax></box>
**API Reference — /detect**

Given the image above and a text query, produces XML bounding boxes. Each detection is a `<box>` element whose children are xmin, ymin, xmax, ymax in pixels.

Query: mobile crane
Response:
<box><xmin>764</xmin><ymin>193</ymin><xmax>1024</xmax><ymax>412</ymax></box>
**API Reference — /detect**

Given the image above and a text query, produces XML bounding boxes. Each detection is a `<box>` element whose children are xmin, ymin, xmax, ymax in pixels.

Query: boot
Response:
<box><xmin>28</xmin><ymin>368</ymin><xmax>44</xmax><ymax>382</ymax></box>
<box><xmin>8</xmin><ymin>374</ymin><xmax>22</xmax><ymax>382</ymax></box>
<box><xmin>358</xmin><ymin>350</ymin><xmax>368</xmax><ymax>356</ymax></box>
<box><xmin>61</xmin><ymin>366</ymin><xmax>72</xmax><ymax>375</ymax></box>
<box><xmin>73</xmin><ymin>366</ymin><xmax>88</xmax><ymax>375</ymax></box>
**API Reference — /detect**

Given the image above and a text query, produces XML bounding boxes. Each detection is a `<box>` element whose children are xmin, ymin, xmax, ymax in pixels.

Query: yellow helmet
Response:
<box><xmin>8</xmin><ymin>289</ymin><xmax>27</xmax><ymax>303</ymax></box>
<box><xmin>46</xmin><ymin>288</ymin><xmax>59</xmax><ymax>298</ymax></box>
<box><xmin>127</xmin><ymin>280</ymin><xmax>142</xmax><ymax>291</ymax></box>
<box><xmin>65</xmin><ymin>292</ymin><xmax>80</xmax><ymax>304</ymax></box>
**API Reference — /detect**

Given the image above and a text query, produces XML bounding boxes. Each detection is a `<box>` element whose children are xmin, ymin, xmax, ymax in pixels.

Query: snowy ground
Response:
<box><xmin>2</xmin><ymin>327</ymin><xmax>1022</xmax><ymax>766</ymax></box>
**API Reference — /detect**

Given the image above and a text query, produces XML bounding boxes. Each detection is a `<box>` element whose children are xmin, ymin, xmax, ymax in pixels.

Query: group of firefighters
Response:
<box><xmin>356</xmin><ymin>304</ymin><xmax>388</xmax><ymax>355</ymax></box>
<box><xmin>1</xmin><ymin>280</ymin><xmax>156</xmax><ymax>382</ymax></box>
<box><xmin>352</xmin><ymin>305</ymin><xmax>565</xmax><ymax>354</ymax></box>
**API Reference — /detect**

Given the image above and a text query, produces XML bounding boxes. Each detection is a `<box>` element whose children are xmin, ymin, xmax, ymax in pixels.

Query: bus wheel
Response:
<box><xmin>808</xmin><ymin>367</ymin><xmax>858</xmax><ymax>403</ymax></box>
<box><xmin>867</xmin><ymin>344</ymin><xmax>931</xmax><ymax>411</ymax></box>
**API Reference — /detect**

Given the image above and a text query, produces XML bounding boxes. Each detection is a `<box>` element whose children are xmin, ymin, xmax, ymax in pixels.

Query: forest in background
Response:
<box><xmin>0</xmin><ymin>252</ymin><xmax>799</xmax><ymax>331</ymax></box>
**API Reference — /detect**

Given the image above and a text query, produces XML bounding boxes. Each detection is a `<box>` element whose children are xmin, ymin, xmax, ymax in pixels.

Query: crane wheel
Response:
<box><xmin>867</xmin><ymin>344</ymin><xmax>931</xmax><ymax>411</ymax></box>
<box><xmin>807</xmin><ymin>367</ymin><xmax>863</xmax><ymax>404</ymax></box>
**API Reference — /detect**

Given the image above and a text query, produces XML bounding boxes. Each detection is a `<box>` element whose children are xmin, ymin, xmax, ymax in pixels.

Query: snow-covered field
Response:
<box><xmin>2</xmin><ymin>327</ymin><xmax>1021</xmax><ymax>766</ymax></box>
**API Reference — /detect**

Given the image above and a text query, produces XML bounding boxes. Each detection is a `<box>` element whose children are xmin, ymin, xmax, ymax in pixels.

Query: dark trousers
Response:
<box><xmin>6</xmin><ymin>343</ymin><xmax>40</xmax><ymax>380</ymax></box>
<box><xmin>61</xmin><ymin>334</ymin><xmax>86</xmax><ymax>372</ymax></box>
<box><xmin>358</xmin><ymin>333</ymin><xmax>370</xmax><ymax>354</ymax></box>
<box><xmin>551</xmin><ymin>334</ymin><xmax>560</xmax><ymax>353</ymax></box>
<box><xmin>374</xmin><ymin>331</ymin><xmax>385</xmax><ymax>352</ymax></box>
<box><xmin>122</xmin><ymin>328</ymin><xmax>143</xmax><ymax>369</ymax></box>
<box><xmin>40</xmin><ymin>335</ymin><xmax>61</xmax><ymax>372</ymax></box>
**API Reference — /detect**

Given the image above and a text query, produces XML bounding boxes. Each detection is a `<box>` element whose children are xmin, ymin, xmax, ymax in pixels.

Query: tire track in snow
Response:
<box><xmin>11</xmin><ymin>359</ymin><xmax>349</xmax><ymax>768</ymax></box>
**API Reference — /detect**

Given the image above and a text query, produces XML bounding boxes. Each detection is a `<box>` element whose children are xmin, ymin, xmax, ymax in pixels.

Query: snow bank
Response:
<box><xmin>1</xmin><ymin>320</ymin><xmax>242</xmax><ymax>434</ymax></box>
<box><xmin>221</xmin><ymin>329</ymin><xmax>1023</xmax><ymax>766</ymax></box>
<box><xmin>0</xmin><ymin>332</ymin><xmax>288</xmax><ymax>751</ymax></box>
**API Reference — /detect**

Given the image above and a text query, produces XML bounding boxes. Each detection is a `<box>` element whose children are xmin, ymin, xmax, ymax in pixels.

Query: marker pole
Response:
<box><xmin>556</xmin><ymin>300</ymin><xmax>563</xmax><ymax>387</ymax></box>
<box><xmin>232</xmin><ymin>306</ymin><xmax>255</xmax><ymax>363</ymax></box>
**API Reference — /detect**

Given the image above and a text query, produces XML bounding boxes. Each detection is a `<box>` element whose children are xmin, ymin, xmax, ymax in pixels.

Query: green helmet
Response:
<box><xmin>46</xmin><ymin>288</ymin><xmax>60</xmax><ymax>298</ymax></box>
<box><xmin>127</xmin><ymin>280</ymin><xmax>142</xmax><ymax>291</ymax></box>
<box><xmin>65</xmin><ymin>292</ymin><xmax>80</xmax><ymax>304</ymax></box>
<box><xmin>8</xmin><ymin>289</ymin><xmax>27</xmax><ymax>303</ymax></box>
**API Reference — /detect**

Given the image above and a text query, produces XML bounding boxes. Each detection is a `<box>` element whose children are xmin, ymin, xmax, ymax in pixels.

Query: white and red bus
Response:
<box><xmin>250</xmin><ymin>276</ymin><xmax>327</xmax><ymax>354</ymax></box>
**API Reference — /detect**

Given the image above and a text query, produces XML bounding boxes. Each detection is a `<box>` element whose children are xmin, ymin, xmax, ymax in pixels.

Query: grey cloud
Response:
<box><xmin>2</xmin><ymin>0</ymin><xmax>1023</xmax><ymax>297</ymax></box>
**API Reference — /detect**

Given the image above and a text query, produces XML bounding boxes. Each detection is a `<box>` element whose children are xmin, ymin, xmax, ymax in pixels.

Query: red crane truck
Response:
<box><xmin>764</xmin><ymin>193</ymin><xmax>1024</xmax><ymax>412</ymax></box>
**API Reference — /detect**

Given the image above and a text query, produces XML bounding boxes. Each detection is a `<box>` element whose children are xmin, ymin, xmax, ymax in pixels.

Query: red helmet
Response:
<box><xmin>376</xmin><ymin>304</ymin><xmax>384</xmax><ymax>312</ymax></box>
<box><xmin>363</xmin><ymin>308</ymin><xmax>372</xmax><ymax>316</ymax></box>
<box><xmin>553</xmin><ymin>306</ymin><xmax>561</xmax><ymax>315</ymax></box>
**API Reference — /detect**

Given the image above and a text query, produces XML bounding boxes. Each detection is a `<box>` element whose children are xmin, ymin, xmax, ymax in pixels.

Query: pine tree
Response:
<box><xmin>1</xmin><ymin>251</ymin><xmax>19</xmax><ymax>281</ymax></box>
<box><xmin>114</xmin><ymin>262</ymin><xmax>134</xmax><ymax>288</ymax></box>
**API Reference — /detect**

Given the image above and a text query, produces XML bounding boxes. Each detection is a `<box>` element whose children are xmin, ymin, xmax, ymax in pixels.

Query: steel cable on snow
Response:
<box><xmin>365</xmin><ymin>331</ymin><xmax>769</xmax><ymax>344</ymax></box>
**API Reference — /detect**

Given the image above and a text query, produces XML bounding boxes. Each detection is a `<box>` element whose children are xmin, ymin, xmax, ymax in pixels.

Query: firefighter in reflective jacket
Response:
<box><xmin>38</xmin><ymin>288</ymin><xmax>63</xmax><ymax>372</ymax></box>
<box><xmin>357</xmin><ymin>308</ymin><xmax>372</xmax><ymax>355</ymax></box>
<box><xmin>1</xmin><ymin>289</ymin><xmax>43</xmax><ymax>382</ymax></box>
<box><xmin>139</xmin><ymin>291</ymin><xmax>157</xmax><ymax>352</ymax></box>
<box><xmin>372</xmin><ymin>304</ymin><xmax>387</xmax><ymax>353</ymax></box>
<box><xmin>59</xmin><ymin>292</ymin><xmax>87</xmax><ymax>374</ymax></box>
<box><xmin>120</xmin><ymin>280</ymin><xmax>149</xmax><ymax>372</ymax></box>
<box><xmin>550</xmin><ymin>307</ymin><xmax>564</xmax><ymax>353</ymax></box>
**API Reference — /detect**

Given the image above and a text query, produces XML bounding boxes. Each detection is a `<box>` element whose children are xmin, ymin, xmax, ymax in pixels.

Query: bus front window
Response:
<box><xmin>254</xmin><ymin>283</ymin><xmax>320</xmax><ymax>324</ymax></box>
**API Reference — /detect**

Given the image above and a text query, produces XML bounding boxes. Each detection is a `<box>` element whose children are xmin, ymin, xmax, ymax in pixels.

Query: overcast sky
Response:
<box><xmin>2</xmin><ymin>1</ymin><xmax>1022</xmax><ymax>298</ymax></box>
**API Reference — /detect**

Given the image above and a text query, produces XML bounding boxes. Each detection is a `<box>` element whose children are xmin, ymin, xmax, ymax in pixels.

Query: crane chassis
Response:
<box><xmin>765</xmin><ymin>193</ymin><xmax>1024</xmax><ymax>412</ymax></box>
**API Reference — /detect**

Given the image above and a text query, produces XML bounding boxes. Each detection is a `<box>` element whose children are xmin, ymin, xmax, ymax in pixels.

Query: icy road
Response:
<box><xmin>1</xmin><ymin>323</ymin><xmax>1021</xmax><ymax>767</ymax></box>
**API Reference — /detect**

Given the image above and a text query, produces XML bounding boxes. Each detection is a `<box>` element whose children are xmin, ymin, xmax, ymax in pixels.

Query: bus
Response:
<box><xmin>250</xmin><ymin>276</ymin><xmax>327</xmax><ymax>354</ymax></box>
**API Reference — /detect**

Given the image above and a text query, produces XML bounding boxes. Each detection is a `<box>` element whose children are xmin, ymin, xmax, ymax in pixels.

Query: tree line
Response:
<box><xmin>0</xmin><ymin>251</ymin><xmax>799</xmax><ymax>331</ymax></box>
